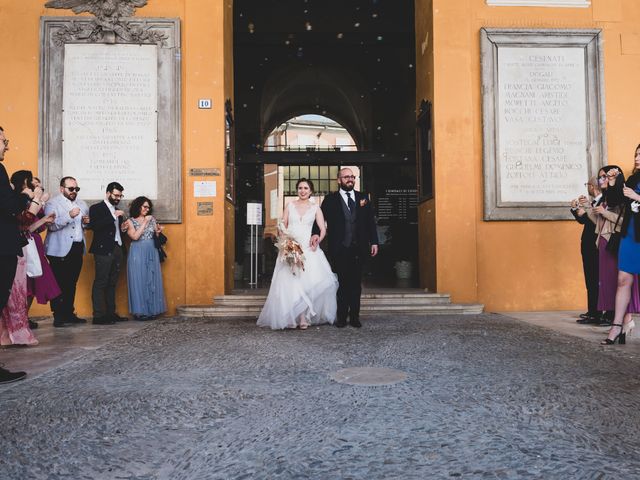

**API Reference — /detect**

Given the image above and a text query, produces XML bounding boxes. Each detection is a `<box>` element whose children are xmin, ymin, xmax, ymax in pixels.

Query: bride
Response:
<box><xmin>257</xmin><ymin>178</ymin><xmax>338</xmax><ymax>330</ymax></box>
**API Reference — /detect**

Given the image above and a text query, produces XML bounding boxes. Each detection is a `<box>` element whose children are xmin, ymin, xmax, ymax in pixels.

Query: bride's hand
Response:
<box><xmin>309</xmin><ymin>234</ymin><xmax>320</xmax><ymax>251</ymax></box>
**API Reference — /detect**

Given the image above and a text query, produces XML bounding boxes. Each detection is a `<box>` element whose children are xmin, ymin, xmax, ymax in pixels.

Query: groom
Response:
<box><xmin>311</xmin><ymin>168</ymin><xmax>378</xmax><ymax>328</ymax></box>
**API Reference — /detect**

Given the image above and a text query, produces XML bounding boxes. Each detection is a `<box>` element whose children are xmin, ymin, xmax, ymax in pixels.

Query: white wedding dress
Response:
<box><xmin>257</xmin><ymin>202</ymin><xmax>338</xmax><ymax>329</ymax></box>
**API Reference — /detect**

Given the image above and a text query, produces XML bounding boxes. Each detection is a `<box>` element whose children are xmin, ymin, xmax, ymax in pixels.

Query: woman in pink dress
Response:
<box><xmin>26</xmin><ymin>177</ymin><xmax>60</xmax><ymax>329</ymax></box>
<box><xmin>0</xmin><ymin>171</ymin><xmax>53</xmax><ymax>346</ymax></box>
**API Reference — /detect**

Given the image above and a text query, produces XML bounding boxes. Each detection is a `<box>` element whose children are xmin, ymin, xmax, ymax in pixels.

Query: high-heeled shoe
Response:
<box><xmin>601</xmin><ymin>323</ymin><xmax>625</xmax><ymax>345</ymax></box>
<box><xmin>623</xmin><ymin>319</ymin><xmax>635</xmax><ymax>338</ymax></box>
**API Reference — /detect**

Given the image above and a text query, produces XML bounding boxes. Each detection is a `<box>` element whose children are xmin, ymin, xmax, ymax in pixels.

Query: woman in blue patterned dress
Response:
<box><xmin>603</xmin><ymin>145</ymin><xmax>640</xmax><ymax>344</ymax></box>
<box><xmin>124</xmin><ymin>196</ymin><xmax>167</xmax><ymax>320</ymax></box>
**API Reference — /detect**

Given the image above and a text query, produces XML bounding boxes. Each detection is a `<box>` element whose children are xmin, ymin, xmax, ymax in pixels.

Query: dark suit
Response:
<box><xmin>313</xmin><ymin>190</ymin><xmax>379</xmax><ymax>324</ymax></box>
<box><xmin>571</xmin><ymin>201</ymin><xmax>599</xmax><ymax>316</ymax></box>
<box><xmin>88</xmin><ymin>201</ymin><xmax>124</xmax><ymax>319</ymax></box>
<box><xmin>0</xmin><ymin>162</ymin><xmax>30</xmax><ymax>311</ymax></box>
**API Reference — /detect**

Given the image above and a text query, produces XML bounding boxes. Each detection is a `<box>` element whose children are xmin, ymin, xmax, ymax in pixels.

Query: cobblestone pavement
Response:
<box><xmin>2</xmin><ymin>314</ymin><xmax>640</xmax><ymax>479</ymax></box>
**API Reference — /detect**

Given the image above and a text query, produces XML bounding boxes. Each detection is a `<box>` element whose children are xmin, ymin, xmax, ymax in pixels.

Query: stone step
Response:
<box><xmin>177</xmin><ymin>303</ymin><xmax>484</xmax><ymax>318</ymax></box>
<box><xmin>225</xmin><ymin>290</ymin><xmax>450</xmax><ymax>300</ymax></box>
<box><xmin>213</xmin><ymin>296</ymin><xmax>451</xmax><ymax>306</ymax></box>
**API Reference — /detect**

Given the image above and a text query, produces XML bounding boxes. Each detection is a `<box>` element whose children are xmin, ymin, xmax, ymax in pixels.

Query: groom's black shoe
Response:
<box><xmin>350</xmin><ymin>317</ymin><xmax>362</xmax><ymax>328</ymax></box>
<box><xmin>335</xmin><ymin>318</ymin><xmax>347</xmax><ymax>328</ymax></box>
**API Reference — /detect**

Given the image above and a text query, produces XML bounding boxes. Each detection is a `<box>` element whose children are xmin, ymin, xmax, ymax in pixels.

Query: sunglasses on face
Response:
<box><xmin>65</xmin><ymin>187</ymin><xmax>80</xmax><ymax>192</ymax></box>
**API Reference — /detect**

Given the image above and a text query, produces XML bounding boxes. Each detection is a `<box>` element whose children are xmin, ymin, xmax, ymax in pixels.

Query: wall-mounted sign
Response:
<box><xmin>198</xmin><ymin>98</ymin><xmax>212</xmax><ymax>109</ymax></box>
<box><xmin>189</xmin><ymin>168</ymin><xmax>220</xmax><ymax>177</ymax></box>
<box><xmin>197</xmin><ymin>202</ymin><xmax>213</xmax><ymax>216</ymax></box>
<box><xmin>194</xmin><ymin>181</ymin><xmax>216</xmax><ymax>198</ymax></box>
<box><xmin>377</xmin><ymin>188</ymin><xmax>418</xmax><ymax>223</ymax></box>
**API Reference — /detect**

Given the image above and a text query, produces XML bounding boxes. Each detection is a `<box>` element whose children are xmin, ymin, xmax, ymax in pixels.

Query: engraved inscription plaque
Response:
<box><xmin>39</xmin><ymin>17</ymin><xmax>181</xmax><ymax>222</ymax></box>
<box><xmin>481</xmin><ymin>29</ymin><xmax>606</xmax><ymax>221</ymax></box>
<box><xmin>63</xmin><ymin>44</ymin><xmax>158</xmax><ymax>199</ymax></box>
<box><xmin>497</xmin><ymin>47</ymin><xmax>587</xmax><ymax>204</ymax></box>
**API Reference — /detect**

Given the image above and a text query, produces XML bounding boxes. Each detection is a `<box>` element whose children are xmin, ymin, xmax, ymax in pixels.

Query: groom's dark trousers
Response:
<box><xmin>334</xmin><ymin>244</ymin><xmax>365</xmax><ymax>323</ymax></box>
<box><xmin>314</xmin><ymin>190</ymin><xmax>378</xmax><ymax>324</ymax></box>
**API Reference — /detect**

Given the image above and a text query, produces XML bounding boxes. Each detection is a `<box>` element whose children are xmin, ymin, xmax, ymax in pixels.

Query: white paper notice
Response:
<box><xmin>247</xmin><ymin>203</ymin><xmax>263</xmax><ymax>226</ymax></box>
<box><xmin>194</xmin><ymin>181</ymin><xmax>217</xmax><ymax>198</ymax></box>
<box><xmin>62</xmin><ymin>44</ymin><xmax>158</xmax><ymax>199</ymax></box>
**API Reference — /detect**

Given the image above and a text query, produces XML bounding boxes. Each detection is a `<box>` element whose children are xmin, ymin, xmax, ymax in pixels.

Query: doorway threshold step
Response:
<box><xmin>177</xmin><ymin>303</ymin><xmax>484</xmax><ymax>318</ymax></box>
<box><xmin>213</xmin><ymin>296</ymin><xmax>452</xmax><ymax>306</ymax></box>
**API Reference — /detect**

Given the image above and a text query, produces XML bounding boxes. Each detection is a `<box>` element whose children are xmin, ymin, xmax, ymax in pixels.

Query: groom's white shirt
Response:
<box><xmin>338</xmin><ymin>188</ymin><xmax>354</xmax><ymax>208</ymax></box>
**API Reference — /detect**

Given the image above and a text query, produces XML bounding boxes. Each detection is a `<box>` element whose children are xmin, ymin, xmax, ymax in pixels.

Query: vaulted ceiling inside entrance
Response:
<box><xmin>234</xmin><ymin>0</ymin><xmax>416</xmax><ymax>154</ymax></box>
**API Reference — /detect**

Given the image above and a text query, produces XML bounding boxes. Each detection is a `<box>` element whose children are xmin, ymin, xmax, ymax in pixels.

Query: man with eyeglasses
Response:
<box><xmin>87</xmin><ymin>182</ymin><xmax>127</xmax><ymax>325</ymax></box>
<box><xmin>0</xmin><ymin>126</ymin><xmax>31</xmax><ymax>383</ymax></box>
<box><xmin>571</xmin><ymin>176</ymin><xmax>602</xmax><ymax>324</ymax></box>
<box><xmin>44</xmin><ymin>176</ymin><xmax>90</xmax><ymax>327</ymax></box>
<box><xmin>311</xmin><ymin>167</ymin><xmax>379</xmax><ymax>328</ymax></box>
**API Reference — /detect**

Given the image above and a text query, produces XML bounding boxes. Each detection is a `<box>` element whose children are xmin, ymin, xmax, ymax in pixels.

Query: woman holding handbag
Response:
<box><xmin>24</xmin><ymin>176</ymin><xmax>61</xmax><ymax>329</ymax></box>
<box><xmin>124</xmin><ymin>196</ymin><xmax>167</xmax><ymax>320</ymax></box>
<box><xmin>0</xmin><ymin>171</ymin><xmax>53</xmax><ymax>346</ymax></box>
<box><xmin>604</xmin><ymin>145</ymin><xmax>640</xmax><ymax>344</ymax></box>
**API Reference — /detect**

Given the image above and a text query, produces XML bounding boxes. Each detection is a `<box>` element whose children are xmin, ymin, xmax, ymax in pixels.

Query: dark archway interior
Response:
<box><xmin>233</xmin><ymin>0</ymin><xmax>418</xmax><ymax>287</ymax></box>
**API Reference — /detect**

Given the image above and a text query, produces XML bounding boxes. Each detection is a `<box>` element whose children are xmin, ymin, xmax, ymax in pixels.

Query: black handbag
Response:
<box><xmin>154</xmin><ymin>232</ymin><xmax>168</xmax><ymax>262</ymax></box>
<box><xmin>606</xmin><ymin>212</ymin><xmax>623</xmax><ymax>254</ymax></box>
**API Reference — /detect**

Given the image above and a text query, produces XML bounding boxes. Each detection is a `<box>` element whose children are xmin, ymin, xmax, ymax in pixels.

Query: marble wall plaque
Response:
<box><xmin>39</xmin><ymin>17</ymin><xmax>181</xmax><ymax>222</ymax></box>
<box><xmin>481</xmin><ymin>29</ymin><xmax>606</xmax><ymax>220</ymax></box>
<box><xmin>63</xmin><ymin>44</ymin><xmax>158</xmax><ymax>199</ymax></box>
<box><xmin>497</xmin><ymin>47</ymin><xmax>587</xmax><ymax>204</ymax></box>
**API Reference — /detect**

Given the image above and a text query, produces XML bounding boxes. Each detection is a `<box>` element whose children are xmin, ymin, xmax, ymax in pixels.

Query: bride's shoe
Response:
<box><xmin>601</xmin><ymin>323</ymin><xmax>625</xmax><ymax>345</ymax></box>
<box><xmin>299</xmin><ymin>322</ymin><xmax>309</xmax><ymax>330</ymax></box>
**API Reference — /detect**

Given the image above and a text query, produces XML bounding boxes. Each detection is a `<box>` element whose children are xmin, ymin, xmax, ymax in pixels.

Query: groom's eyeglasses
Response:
<box><xmin>340</xmin><ymin>175</ymin><xmax>356</xmax><ymax>180</ymax></box>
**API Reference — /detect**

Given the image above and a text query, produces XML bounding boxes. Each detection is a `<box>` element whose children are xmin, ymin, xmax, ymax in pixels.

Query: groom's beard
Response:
<box><xmin>340</xmin><ymin>183</ymin><xmax>354</xmax><ymax>191</ymax></box>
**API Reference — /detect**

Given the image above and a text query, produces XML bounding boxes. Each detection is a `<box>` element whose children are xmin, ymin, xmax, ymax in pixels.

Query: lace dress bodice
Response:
<box><xmin>286</xmin><ymin>202</ymin><xmax>317</xmax><ymax>247</ymax></box>
<box><xmin>131</xmin><ymin>217</ymin><xmax>157</xmax><ymax>241</ymax></box>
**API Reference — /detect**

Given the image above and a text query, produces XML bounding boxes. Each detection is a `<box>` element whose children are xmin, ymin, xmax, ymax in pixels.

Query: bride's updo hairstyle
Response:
<box><xmin>296</xmin><ymin>178</ymin><xmax>315</xmax><ymax>193</ymax></box>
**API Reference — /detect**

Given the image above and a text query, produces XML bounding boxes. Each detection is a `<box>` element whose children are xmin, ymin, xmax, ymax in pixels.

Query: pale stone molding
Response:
<box><xmin>486</xmin><ymin>0</ymin><xmax>590</xmax><ymax>6</ymax></box>
<box><xmin>481</xmin><ymin>29</ymin><xmax>606</xmax><ymax>221</ymax></box>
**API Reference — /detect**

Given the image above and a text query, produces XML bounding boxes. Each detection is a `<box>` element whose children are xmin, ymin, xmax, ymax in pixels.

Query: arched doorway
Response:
<box><xmin>232</xmin><ymin>0</ymin><xmax>419</xmax><ymax>289</ymax></box>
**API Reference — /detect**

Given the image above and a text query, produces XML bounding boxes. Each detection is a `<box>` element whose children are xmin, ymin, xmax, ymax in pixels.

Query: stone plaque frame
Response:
<box><xmin>39</xmin><ymin>17</ymin><xmax>182</xmax><ymax>223</ymax></box>
<box><xmin>481</xmin><ymin>28</ymin><xmax>606</xmax><ymax>221</ymax></box>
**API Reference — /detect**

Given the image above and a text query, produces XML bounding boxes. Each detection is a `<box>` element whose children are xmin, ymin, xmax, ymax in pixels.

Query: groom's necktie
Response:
<box><xmin>346</xmin><ymin>191</ymin><xmax>356</xmax><ymax>213</ymax></box>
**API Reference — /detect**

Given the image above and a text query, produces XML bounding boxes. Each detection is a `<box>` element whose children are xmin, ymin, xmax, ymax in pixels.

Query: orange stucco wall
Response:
<box><xmin>0</xmin><ymin>0</ymin><xmax>233</xmax><ymax>317</ymax></box>
<box><xmin>421</xmin><ymin>0</ymin><xmax>640</xmax><ymax>311</ymax></box>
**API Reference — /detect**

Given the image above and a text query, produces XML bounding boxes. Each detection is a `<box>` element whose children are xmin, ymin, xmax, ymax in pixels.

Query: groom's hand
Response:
<box><xmin>310</xmin><ymin>234</ymin><xmax>320</xmax><ymax>251</ymax></box>
<box><xmin>371</xmin><ymin>245</ymin><xmax>379</xmax><ymax>257</ymax></box>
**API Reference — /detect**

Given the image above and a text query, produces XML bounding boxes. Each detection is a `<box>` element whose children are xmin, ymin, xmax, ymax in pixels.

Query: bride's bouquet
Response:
<box><xmin>275</xmin><ymin>221</ymin><xmax>306</xmax><ymax>275</ymax></box>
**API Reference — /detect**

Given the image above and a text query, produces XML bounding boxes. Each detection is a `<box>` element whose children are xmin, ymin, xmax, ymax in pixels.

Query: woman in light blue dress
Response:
<box><xmin>124</xmin><ymin>196</ymin><xmax>167</xmax><ymax>320</ymax></box>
